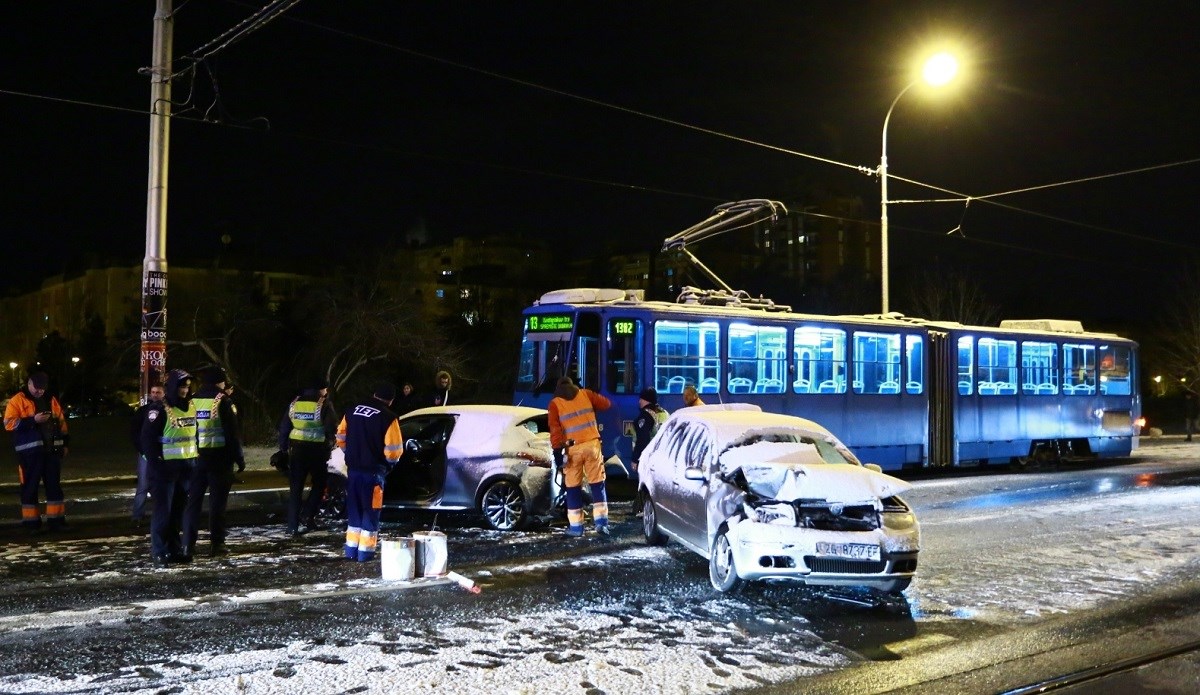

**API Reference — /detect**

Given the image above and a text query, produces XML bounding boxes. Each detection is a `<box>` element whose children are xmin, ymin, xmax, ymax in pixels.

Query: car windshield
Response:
<box><xmin>721</xmin><ymin>432</ymin><xmax>853</xmax><ymax>467</ymax></box>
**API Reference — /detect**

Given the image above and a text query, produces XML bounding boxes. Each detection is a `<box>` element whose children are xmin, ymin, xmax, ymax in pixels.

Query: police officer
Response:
<box><xmin>336</xmin><ymin>382</ymin><xmax>403</xmax><ymax>561</ymax></box>
<box><xmin>129</xmin><ymin>382</ymin><xmax>165</xmax><ymax>526</ymax></box>
<box><xmin>548</xmin><ymin>377</ymin><xmax>612</xmax><ymax>537</ymax></box>
<box><xmin>185</xmin><ymin>366</ymin><xmax>245</xmax><ymax>557</ymax></box>
<box><xmin>141</xmin><ymin>369</ymin><xmax>197</xmax><ymax>566</ymax></box>
<box><xmin>631</xmin><ymin>387</ymin><xmax>669</xmax><ymax>474</ymax></box>
<box><xmin>278</xmin><ymin>378</ymin><xmax>339</xmax><ymax>536</ymax></box>
<box><xmin>3</xmin><ymin>371</ymin><xmax>69</xmax><ymax>533</ymax></box>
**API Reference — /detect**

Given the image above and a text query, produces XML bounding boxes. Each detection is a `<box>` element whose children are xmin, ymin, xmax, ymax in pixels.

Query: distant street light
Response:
<box><xmin>879</xmin><ymin>51</ymin><xmax>959</xmax><ymax>314</ymax></box>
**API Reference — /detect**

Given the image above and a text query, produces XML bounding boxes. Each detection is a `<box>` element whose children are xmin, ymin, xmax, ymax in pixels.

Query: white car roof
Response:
<box><xmin>664</xmin><ymin>404</ymin><xmax>838</xmax><ymax>448</ymax></box>
<box><xmin>402</xmin><ymin>404</ymin><xmax>547</xmax><ymax>459</ymax></box>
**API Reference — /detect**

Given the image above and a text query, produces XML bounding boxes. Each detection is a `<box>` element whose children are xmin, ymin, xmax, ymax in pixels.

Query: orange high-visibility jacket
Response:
<box><xmin>4</xmin><ymin>391</ymin><xmax>69</xmax><ymax>455</ymax></box>
<box><xmin>549</xmin><ymin>388</ymin><xmax>611</xmax><ymax>450</ymax></box>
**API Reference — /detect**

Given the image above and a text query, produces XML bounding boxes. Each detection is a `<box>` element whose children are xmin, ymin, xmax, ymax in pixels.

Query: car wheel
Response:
<box><xmin>708</xmin><ymin>529</ymin><xmax>743</xmax><ymax>593</ymax></box>
<box><xmin>480</xmin><ymin>479</ymin><xmax>527</xmax><ymax>531</ymax></box>
<box><xmin>642</xmin><ymin>493</ymin><xmax>666</xmax><ymax>546</ymax></box>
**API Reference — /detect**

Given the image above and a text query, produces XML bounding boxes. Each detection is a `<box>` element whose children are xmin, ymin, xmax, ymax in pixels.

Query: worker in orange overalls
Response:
<box><xmin>3</xmin><ymin>371</ymin><xmax>69</xmax><ymax>533</ymax></box>
<box><xmin>548</xmin><ymin>376</ymin><xmax>612</xmax><ymax>537</ymax></box>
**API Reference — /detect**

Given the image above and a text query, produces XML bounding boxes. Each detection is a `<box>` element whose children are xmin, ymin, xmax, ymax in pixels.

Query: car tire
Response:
<box><xmin>480</xmin><ymin>479</ymin><xmax>527</xmax><ymax>531</ymax></box>
<box><xmin>708</xmin><ymin>529</ymin><xmax>743</xmax><ymax>593</ymax></box>
<box><xmin>642</xmin><ymin>492</ymin><xmax>666</xmax><ymax>546</ymax></box>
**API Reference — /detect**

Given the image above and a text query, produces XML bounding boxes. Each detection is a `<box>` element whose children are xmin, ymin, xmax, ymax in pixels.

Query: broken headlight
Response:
<box><xmin>744</xmin><ymin>500</ymin><xmax>797</xmax><ymax>526</ymax></box>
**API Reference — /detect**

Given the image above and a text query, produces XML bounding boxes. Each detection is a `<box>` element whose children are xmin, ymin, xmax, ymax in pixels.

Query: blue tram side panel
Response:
<box><xmin>513</xmin><ymin>289</ymin><xmax>1141</xmax><ymax>473</ymax></box>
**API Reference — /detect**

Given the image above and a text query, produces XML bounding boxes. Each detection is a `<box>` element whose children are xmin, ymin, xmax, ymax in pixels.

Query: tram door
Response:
<box><xmin>928</xmin><ymin>330</ymin><xmax>955</xmax><ymax>467</ymax></box>
<box><xmin>569</xmin><ymin>312</ymin><xmax>602</xmax><ymax>390</ymax></box>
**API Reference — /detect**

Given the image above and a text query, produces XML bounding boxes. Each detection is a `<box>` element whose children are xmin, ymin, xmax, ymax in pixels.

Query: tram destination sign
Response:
<box><xmin>526</xmin><ymin>314</ymin><xmax>574</xmax><ymax>334</ymax></box>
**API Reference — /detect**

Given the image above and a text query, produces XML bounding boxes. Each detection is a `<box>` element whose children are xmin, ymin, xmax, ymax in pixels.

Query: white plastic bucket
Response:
<box><xmin>413</xmin><ymin>530</ymin><xmax>448</xmax><ymax>577</ymax></box>
<box><xmin>380</xmin><ymin>537</ymin><xmax>416</xmax><ymax>581</ymax></box>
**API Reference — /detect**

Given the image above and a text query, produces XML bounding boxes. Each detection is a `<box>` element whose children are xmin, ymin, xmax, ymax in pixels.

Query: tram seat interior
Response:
<box><xmin>699</xmin><ymin>378</ymin><xmax>720</xmax><ymax>393</ymax></box>
<box><xmin>753</xmin><ymin>378</ymin><xmax>784</xmax><ymax>394</ymax></box>
<box><xmin>728</xmin><ymin>377</ymin><xmax>752</xmax><ymax>394</ymax></box>
<box><xmin>666</xmin><ymin>376</ymin><xmax>687</xmax><ymax>393</ymax></box>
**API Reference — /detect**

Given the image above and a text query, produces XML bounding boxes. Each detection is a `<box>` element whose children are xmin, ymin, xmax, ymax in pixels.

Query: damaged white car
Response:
<box><xmin>638</xmin><ymin>404</ymin><xmax>920</xmax><ymax>594</ymax></box>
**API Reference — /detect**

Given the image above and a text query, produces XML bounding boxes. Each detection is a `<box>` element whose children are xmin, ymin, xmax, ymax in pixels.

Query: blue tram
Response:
<box><xmin>513</xmin><ymin>287</ymin><xmax>1141</xmax><ymax>472</ymax></box>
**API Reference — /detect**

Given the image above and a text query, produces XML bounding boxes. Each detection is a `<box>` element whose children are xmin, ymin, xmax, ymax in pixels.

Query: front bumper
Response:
<box><xmin>726</xmin><ymin>517</ymin><xmax>919</xmax><ymax>590</ymax></box>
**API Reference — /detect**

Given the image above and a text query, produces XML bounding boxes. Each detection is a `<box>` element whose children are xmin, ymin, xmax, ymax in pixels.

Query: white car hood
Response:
<box><xmin>720</xmin><ymin>442</ymin><xmax>911</xmax><ymax>502</ymax></box>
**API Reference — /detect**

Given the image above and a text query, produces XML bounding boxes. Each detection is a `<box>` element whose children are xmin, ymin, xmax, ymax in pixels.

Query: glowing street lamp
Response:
<box><xmin>879</xmin><ymin>50</ymin><xmax>959</xmax><ymax>314</ymax></box>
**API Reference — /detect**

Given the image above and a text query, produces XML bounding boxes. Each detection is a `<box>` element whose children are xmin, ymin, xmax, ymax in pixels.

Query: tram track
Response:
<box><xmin>999</xmin><ymin>638</ymin><xmax>1200</xmax><ymax>694</ymax></box>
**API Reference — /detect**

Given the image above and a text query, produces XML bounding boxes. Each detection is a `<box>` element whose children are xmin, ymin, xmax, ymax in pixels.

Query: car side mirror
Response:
<box><xmin>684</xmin><ymin>466</ymin><xmax>706</xmax><ymax>481</ymax></box>
<box><xmin>864</xmin><ymin>463</ymin><xmax>883</xmax><ymax>473</ymax></box>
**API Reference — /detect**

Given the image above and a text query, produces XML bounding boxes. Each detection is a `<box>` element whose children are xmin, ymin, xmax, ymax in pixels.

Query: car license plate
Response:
<box><xmin>815</xmin><ymin>542</ymin><xmax>880</xmax><ymax>561</ymax></box>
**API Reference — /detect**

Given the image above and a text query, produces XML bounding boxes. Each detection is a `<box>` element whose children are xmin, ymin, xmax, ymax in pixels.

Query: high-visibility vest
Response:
<box><xmin>556</xmin><ymin>390</ymin><xmax>601</xmax><ymax>444</ymax></box>
<box><xmin>161</xmin><ymin>403</ymin><xmax>199</xmax><ymax>460</ymax></box>
<box><xmin>194</xmin><ymin>394</ymin><xmax>226</xmax><ymax>449</ymax></box>
<box><xmin>289</xmin><ymin>397</ymin><xmax>327</xmax><ymax>443</ymax></box>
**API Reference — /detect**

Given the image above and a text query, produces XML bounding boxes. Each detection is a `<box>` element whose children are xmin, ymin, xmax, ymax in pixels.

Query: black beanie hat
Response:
<box><xmin>374</xmin><ymin>381</ymin><xmax>397</xmax><ymax>402</ymax></box>
<box><xmin>639</xmin><ymin>387</ymin><xmax>658</xmax><ymax>405</ymax></box>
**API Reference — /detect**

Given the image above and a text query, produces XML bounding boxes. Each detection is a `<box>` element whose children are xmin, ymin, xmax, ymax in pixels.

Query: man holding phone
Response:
<box><xmin>3</xmin><ymin>371</ymin><xmax>69</xmax><ymax>533</ymax></box>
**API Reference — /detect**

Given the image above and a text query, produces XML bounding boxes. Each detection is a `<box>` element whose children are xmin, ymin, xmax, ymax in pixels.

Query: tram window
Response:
<box><xmin>728</xmin><ymin>323</ymin><xmax>787</xmax><ymax>394</ymax></box>
<box><xmin>793</xmin><ymin>326</ymin><xmax>846</xmax><ymax>394</ymax></box>
<box><xmin>853</xmin><ymin>332</ymin><xmax>901</xmax><ymax>395</ymax></box>
<box><xmin>516</xmin><ymin>336</ymin><xmax>537</xmax><ymax>392</ymax></box>
<box><xmin>569</xmin><ymin>313</ymin><xmax>601</xmax><ymax>391</ymax></box>
<box><xmin>957</xmin><ymin>337</ymin><xmax>973</xmax><ymax>395</ymax></box>
<box><xmin>654</xmin><ymin>320</ymin><xmax>721</xmax><ymax>394</ymax></box>
<box><xmin>1063</xmin><ymin>343</ymin><xmax>1097</xmax><ymax>394</ymax></box>
<box><xmin>606</xmin><ymin>319</ymin><xmax>643</xmax><ymax>395</ymax></box>
<box><xmin>978</xmin><ymin>338</ymin><xmax>1017</xmax><ymax>395</ymax></box>
<box><xmin>1098</xmin><ymin>345</ymin><xmax>1131</xmax><ymax>395</ymax></box>
<box><xmin>1021</xmin><ymin>341</ymin><xmax>1059</xmax><ymax>395</ymax></box>
<box><xmin>905</xmin><ymin>335</ymin><xmax>924</xmax><ymax>394</ymax></box>
<box><xmin>515</xmin><ymin>336</ymin><xmax>567</xmax><ymax>393</ymax></box>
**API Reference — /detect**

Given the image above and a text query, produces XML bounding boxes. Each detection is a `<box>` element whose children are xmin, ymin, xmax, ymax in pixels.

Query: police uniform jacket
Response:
<box><xmin>194</xmin><ymin>384</ymin><xmax>245</xmax><ymax>462</ymax></box>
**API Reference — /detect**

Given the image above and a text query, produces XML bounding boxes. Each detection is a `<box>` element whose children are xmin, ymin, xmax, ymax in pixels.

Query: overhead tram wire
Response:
<box><xmin>0</xmin><ymin>82</ymin><xmax>1171</xmax><ymax>272</ymax></box>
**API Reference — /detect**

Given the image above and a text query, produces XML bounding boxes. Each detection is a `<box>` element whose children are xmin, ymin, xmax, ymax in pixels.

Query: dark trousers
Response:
<box><xmin>184</xmin><ymin>451</ymin><xmax>236</xmax><ymax>550</ymax></box>
<box><xmin>16</xmin><ymin>449</ymin><xmax>65</xmax><ymax>529</ymax></box>
<box><xmin>132</xmin><ymin>454</ymin><xmax>151</xmax><ymax>520</ymax></box>
<box><xmin>287</xmin><ymin>444</ymin><xmax>329</xmax><ymax>533</ymax></box>
<box><xmin>150</xmin><ymin>457</ymin><xmax>191</xmax><ymax>558</ymax></box>
<box><xmin>345</xmin><ymin>470</ymin><xmax>383</xmax><ymax>561</ymax></box>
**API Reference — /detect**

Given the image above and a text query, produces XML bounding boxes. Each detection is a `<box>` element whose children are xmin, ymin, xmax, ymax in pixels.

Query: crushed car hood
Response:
<box><xmin>720</xmin><ymin>441</ymin><xmax>912</xmax><ymax>502</ymax></box>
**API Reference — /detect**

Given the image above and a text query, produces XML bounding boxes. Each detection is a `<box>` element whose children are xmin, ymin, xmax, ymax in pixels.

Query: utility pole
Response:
<box><xmin>140</xmin><ymin>0</ymin><xmax>172</xmax><ymax>403</ymax></box>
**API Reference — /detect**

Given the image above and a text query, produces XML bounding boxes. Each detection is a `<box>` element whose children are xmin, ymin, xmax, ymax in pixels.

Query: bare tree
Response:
<box><xmin>1154</xmin><ymin>265</ymin><xmax>1200</xmax><ymax>393</ymax></box>
<box><xmin>902</xmin><ymin>269</ymin><xmax>1001</xmax><ymax>326</ymax></box>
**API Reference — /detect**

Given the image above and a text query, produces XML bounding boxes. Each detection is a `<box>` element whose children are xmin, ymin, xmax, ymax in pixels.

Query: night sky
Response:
<box><xmin>2</xmin><ymin>1</ymin><xmax>1197</xmax><ymax>330</ymax></box>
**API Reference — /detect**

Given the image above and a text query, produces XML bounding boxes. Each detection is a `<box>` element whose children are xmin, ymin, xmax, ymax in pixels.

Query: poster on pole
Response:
<box><xmin>140</xmin><ymin>269</ymin><xmax>167</xmax><ymax>399</ymax></box>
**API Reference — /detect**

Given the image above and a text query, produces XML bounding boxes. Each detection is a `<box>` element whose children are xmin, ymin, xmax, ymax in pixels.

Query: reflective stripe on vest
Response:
<box><xmin>289</xmin><ymin>398</ymin><xmax>326</xmax><ymax>442</ymax></box>
<box><xmin>558</xmin><ymin>391</ymin><xmax>600</xmax><ymax>442</ymax></box>
<box><xmin>194</xmin><ymin>394</ymin><xmax>226</xmax><ymax>448</ymax></box>
<box><xmin>161</xmin><ymin>404</ymin><xmax>199</xmax><ymax>460</ymax></box>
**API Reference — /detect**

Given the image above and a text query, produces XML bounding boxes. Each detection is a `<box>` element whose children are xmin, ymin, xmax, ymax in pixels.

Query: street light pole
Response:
<box><xmin>879</xmin><ymin>82</ymin><xmax>917</xmax><ymax>316</ymax></box>
<box><xmin>878</xmin><ymin>51</ymin><xmax>958</xmax><ymax>315</ymax></box>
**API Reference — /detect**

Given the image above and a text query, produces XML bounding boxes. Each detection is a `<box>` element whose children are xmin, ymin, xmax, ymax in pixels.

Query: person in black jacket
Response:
<box><xmin>278</xmin><ymin>378</ymin><xmax>339</xmax><ymax>536</ymax></box>
<box><xmin>393</xmin><ymin>382</ymin><xmax>419</xmax><ymax>415</ymax></box>
<box><xmin>336</xmin><ymin>382</ymin><xmax>403</xmax><ymax>562</ymax></box>
<box><xmin>185</xmin><ymin>366</ymin><xmax>246</xmax><ymax>557</ymax></box>
<box><xmin>129</xmin><ymin>382</ymin><xmax>165</xmax><ymax>525</ymax></box>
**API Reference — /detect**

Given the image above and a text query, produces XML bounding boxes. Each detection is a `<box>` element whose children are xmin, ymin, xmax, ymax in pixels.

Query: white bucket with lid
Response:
<box><xmin>380</xmin><ymin>537</ymin><xmax>416</xmax><ymax>581</ymax></box>
<box><xmin>413</xmin><ymin>530</ymin><xmax>449</xmax><ymax>577</ymax></box>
